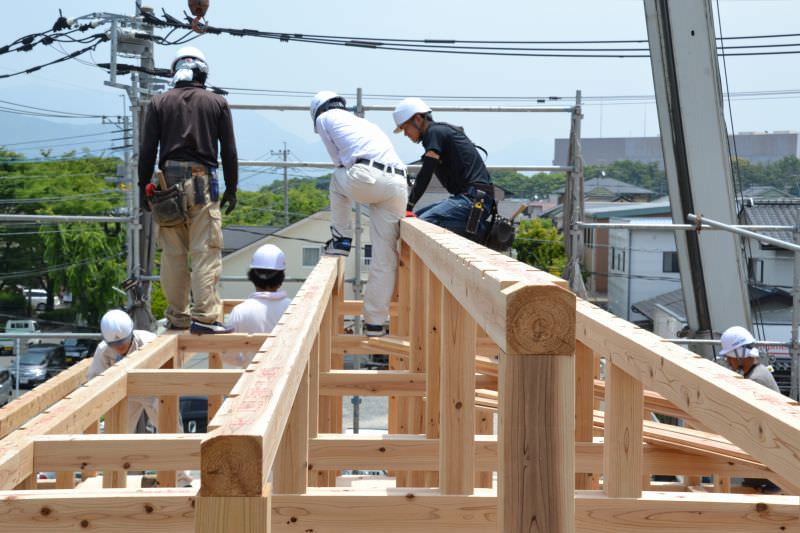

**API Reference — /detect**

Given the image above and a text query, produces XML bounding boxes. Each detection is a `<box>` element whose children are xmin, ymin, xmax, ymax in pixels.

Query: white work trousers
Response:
<box><xmin>330</xmin><ymin>164</ymin><xmax>407</xmax><ymax>325</ymax></box>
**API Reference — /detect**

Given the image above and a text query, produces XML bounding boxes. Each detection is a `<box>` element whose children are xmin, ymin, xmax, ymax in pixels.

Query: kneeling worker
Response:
<box><xmin>393</xmin><ymin>97</ymin><xmax>494</xmax><ymax>243</ymax></box>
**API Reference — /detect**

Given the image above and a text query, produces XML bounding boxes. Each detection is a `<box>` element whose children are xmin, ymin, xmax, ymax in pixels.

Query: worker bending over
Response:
<box><xmin>311</xmin><ymin>90</ymin><xmax>407</xmax><ymax>337</ymax></box>
<box><xmin>719</xmin><ymin>325</ymin><xmax>780</xmax><ymax>393</ymax></box>
<box><xmin>393</xmin><ymin>97</ymin><xmax>494</xmax><ymax>243</ymax></box>
<box><xmin>138</xmin><ymin>46</ymin><xmax>238</xmax><ymax>335</ymax></box>
<box><xmin>87</xmin><ymin>310</ymin><xmax>192</xmax><ymax>486</ymax></box>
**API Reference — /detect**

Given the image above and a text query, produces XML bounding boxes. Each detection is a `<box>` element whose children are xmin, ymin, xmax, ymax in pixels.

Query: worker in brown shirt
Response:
<box><xmin>138</xmin><ymin>46</ymin><xmax>237</xmax><ymax>334</ymax></box>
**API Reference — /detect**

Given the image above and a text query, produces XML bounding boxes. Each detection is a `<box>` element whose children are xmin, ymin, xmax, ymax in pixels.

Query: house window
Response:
<box><xmin>611</xmin><ymin>247</ymin><xmax>616</xmax><ymax>270</ymax></box>
<box><xmin>619</xmin><ymin>250</ymin><xmax>626</xmax><ymax>273</ymax></box>
<box><xmin>748</xmin><ymin>258</ymin><xmax>764</xmax><ymax>284</ymax></box>
<box><xmin>302</xmin><ymin>247</ymin><xmax>321</xmax><ymax>267</ymax></box>
<box><xmin>584</xmin><ymin>228</ymin><xmax>594</xmax><ymax>248</ymax></box>
<box><xmin>662</xmin><ymin>251</ymin><xmax>679</xmax><ymax>273</ymax></box>
<box><xmin>363</xmin><ymin>244</ymin><xmax>372</xmax><ymax>266</ymax></box>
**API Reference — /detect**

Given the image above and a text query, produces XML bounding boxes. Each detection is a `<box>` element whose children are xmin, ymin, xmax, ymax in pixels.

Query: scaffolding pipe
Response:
<box><xmin>577</xmin><ymin>221</ymin><xmax>794</xmax><ymax>232</ymax></box>
<box><xmin>239</xmin><ymin>160</ymin><xmax>572</xmax><ymax>173</ymax></box>
<box><xmin>0</xmin><ymin>214</ymin><xmax>133</xmax><ymax>224</ymax></box>
<box><xmin>230</xmin><ymin>104</ymin><xmax>574</xmax><ymax>113</ymax></box>
<box><xmin>687</xmin><ymin>214</ymin><xmax>800</xmax><ymax>254</ymax></box>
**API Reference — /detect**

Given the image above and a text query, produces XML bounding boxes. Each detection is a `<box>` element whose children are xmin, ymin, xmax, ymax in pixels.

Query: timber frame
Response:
<box><xmin>0</xmin><ymin>217</ymin><xmax>797</xmax><ymax>532</ymax></box>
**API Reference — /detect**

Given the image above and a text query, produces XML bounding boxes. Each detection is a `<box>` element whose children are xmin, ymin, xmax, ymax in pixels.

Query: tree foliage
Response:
<box><xmin>223</xmin><ymin>181</ymin><xmax>329</xmax><ymax>226</ymax></box>
<box><xmin>512</xmin><ymin>218</ymin><xmax>566</xmax><ymax>275</ymax></box>
<box><xmin>0</xmin><ymin>149</ymin><xmax>125</xmax><ymax>325</ymax></box>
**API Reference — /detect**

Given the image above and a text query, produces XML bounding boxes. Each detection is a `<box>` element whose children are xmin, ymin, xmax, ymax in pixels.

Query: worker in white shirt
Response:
<box><xmin>310</xmin><ymin>90</ymin><xmax>408</xmax><ymax>337</ymax></box>
<box><xmin>88</xmin><ymin>309</ymin><xmax>192</xmax><ymax>487</ymax></box>
<box><xmin>227</xmin><ymin>244</ymin><xmax>292</xmax><ymax>366</ymax></box>
<box><xmin>229</xmin><ymin>244</ymin><xmax>291</xmax><ymax>333</ymax></box>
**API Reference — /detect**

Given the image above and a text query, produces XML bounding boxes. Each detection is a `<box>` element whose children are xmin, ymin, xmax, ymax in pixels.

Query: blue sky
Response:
<box><xmin>1</xmin><ymin>0</ymin><xmax>800</xmax><ymax>172</ymax></box>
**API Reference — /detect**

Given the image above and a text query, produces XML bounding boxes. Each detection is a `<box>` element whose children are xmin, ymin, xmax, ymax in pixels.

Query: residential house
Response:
<box><xmin>552</xmin><ymin>177</ymin><xmax>657</xmax><ymax>204</ymax></box>
<box><xmin>606</xmin><ymin>216</ymin><xmax>682</xmax><ymax>324</ymax></box>
<box><xmin>219</xmin><ymin>209</ymin><xmax>373</xmax><ymax>303</ymax></box>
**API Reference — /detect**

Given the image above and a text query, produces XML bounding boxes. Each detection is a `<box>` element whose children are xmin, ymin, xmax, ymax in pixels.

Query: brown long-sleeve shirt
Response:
<box><xmin>138</xmin><ymin>81</ymin><xmax>238</xmax><ymax>192</ymax></box>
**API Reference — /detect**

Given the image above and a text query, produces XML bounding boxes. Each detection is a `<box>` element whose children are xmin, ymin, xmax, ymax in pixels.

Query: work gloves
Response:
<box><xmin>221</xmin><ymin>190</ymin><xmax>237</xmax><ymax>215</ymax></box>
<box><xmin>140</xmin><ymin>188</ymin><xmax>151</xmax><ymax>212</ymax></box>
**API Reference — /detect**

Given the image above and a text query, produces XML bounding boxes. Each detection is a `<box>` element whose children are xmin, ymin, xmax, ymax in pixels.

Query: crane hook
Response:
<box><xmin>188</xmin><ymin>0</ymin><xmax>209</xmax><ymax>33</ymax></box>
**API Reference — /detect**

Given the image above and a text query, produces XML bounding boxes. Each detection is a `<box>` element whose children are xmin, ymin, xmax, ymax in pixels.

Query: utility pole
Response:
<box><xmin>270</xmin><ymin>143</ymin><xmax>291</xmax><ymax>226</ymax></box>
<box><xmin>104</xmin><ymin>1</ymin><xmax>161</xmax><ymax>329</ymax></box>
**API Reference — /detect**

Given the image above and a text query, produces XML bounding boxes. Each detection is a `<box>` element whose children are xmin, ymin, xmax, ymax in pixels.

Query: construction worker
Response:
<box><xmin>311</xmin><ymin>90</ymin><xmax>407</xmax><ymax>337</ymax></box>
<box><xmin>393</xmin><ymin>97</ymin><xmax>494</xmax><ymax>243</ymax></box>
<box><xmin>719</xmin><ymin>326</ymin><xmax>780</xmax><ymax>393</ymax></box>
<box><xmin>719</xmin><ymin>325</ymin><xmax>781</xmax><ymax>493</ymax></box>
<box><xmin>226</xmin><ymin>244</ymin><xmax>292</xmax><ymax>366</ymax></box>
<box><xmin>138</xmin><ymin>46</ymin><xmax>237</xmax><ymax>335</ymax></box>
<box><xmin>87</xmin><ymin>309</ymin><xmax>193</xmax><ymax>486</ymax></box>
<box><xmin>229</xmin><ymin>244</ymin><xmax>291</xmax><ymax>334</ymax></box>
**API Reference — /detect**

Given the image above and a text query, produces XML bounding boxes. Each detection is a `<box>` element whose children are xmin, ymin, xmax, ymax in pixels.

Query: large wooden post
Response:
<box><xmin>499</xmin><ymin>284</ymin><xmax>576</xmax><ymax>533</ymax></box>
<box><xmin>408</xmin><ymin>250</ymin><xmax>428</xmax><ymax>486</ymax></box>
<box><xmin>273</xmin><ymin>361</ymin><xmax>309</xmax><ymax>494</ymax></box>
<box><xmin>195</xmin><ymin>490</ymin><xmax>271</xmax><ymax>533</ymax></box>
<box><xmin>314</xmin><ymin>298</ymin><xmax>334</xmax><ymax>487</ymax></box>
<box><xmin>391</xmin><ymin>241</ymin><xmax>412</xmax><ymax>486</ymax></box>
<box><xmin>575</xmin><ymin>341</ymin><xmax>595</xmax><ymax>489</ymax></box>
<box><xmin>424</xmin><ymin>270</ymin><xmax>442</xmax><ymax>488</ymax></box>
<box><xmin>102</xmin><ymin>398</ymin><xmax>128</xmax><ymax>488</ymax></box>
<box><xmin>439</xmin><ymin>288</ymin><xmax>476</xmax><ymax>494</ymax></box>
<box><xmin>603</xmin><ymin>362</ymin><xmax>643</xmax><ymax>498</ymax></box>
<box><xmin>158</xmin><ymin>356</ymin><xmax>178</xmax><ymax>487</ymax></box>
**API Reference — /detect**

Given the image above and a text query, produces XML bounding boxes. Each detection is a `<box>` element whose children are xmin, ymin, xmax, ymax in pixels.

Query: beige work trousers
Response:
<box><xmin>158</xmin><ymin>201</ymin><xmax>223</xmax><ymax>327</ymax></box>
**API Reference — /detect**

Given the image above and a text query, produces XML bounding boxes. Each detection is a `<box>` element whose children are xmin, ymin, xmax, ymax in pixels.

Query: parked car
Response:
<box><xmin>180</xmin><ymin>396</ymin><xmax>208</xmax><ymax>433</ymax></box>
<box><xmin>0</xmin><ymin>367</ymin><xmax>12</xmax><ymax>406</ymax></box>
<box><xmin>23</xmin><ymin>288</ymin><xmax>60</xmax><ymax>312</ymax></box>
<box><xmin>63</xmin><ymin>338</ymin><xmax>99</xmax><ymax>365</ymax></box>
<box><xmin>0</xmin><ymin>319</ymin><xmax>41</xmax><ymax>356</ymax></box>
<box><xmin>11</xmin><ymin>344</ymin><xmax>67</xmax><ymax>388</ymax></box>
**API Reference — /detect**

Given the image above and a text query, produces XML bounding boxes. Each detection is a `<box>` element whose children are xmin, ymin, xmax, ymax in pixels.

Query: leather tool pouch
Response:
<box><xmin>484</xmin><ymin>214</ymin><xmax>516</xmax><ymax>252</ymax></box>
<box><xmin>150</xmin><ymin>185</ymin><xmax>188</xmax><ymax>227</ymax></box>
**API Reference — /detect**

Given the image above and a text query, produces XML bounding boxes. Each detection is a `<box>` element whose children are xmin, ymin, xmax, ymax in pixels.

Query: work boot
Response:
<box><xmin>365</xmin><ymin>324</ymin><xmax>386</xmax><ymax>337</ymax></box>
<box><xmin>323</xmin><ymin>237</ymin><xmax>352</xmax><ymax>256</ymax></box>
<box><xmin>190</xmin><ymin>320</ymin><xmax>233</xmax><ymax>335</ymax></box>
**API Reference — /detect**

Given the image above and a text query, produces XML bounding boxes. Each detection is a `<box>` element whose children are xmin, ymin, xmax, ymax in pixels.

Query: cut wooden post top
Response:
<box><xmin>401</xmin><ymin>218</ymin><xmax>575</xmax><ymax>355</ymax></box>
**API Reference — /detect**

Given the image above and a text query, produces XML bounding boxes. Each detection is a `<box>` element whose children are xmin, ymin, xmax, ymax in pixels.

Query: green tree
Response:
<box><xmin>0</xmin><ymin>151</ymin><xmax>126</xmax><ymax>325</ymax></box>
<box><xmin>223</xmin><ymin>180</ymin><xmax>330</xmax><ymax>227</ymax></box>
<box><xmin>512</xmin><ymin>218</ymin><xmax>566</xmax><ymax>275</ymax></box>
<box><xmin>490</xmin><ymin>170</ymin><xmax>565</xmax><ymax>199</ymax></box>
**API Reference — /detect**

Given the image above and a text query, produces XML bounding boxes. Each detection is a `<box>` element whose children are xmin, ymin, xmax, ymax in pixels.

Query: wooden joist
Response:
<box><xmin>127</xmin><ymin>369</ymin><xmax>243</xmax><ymax>396</ymax></box>
<box><xmin>176</xmin><ymin>332</ymin><xmax>270</xmax><ymax>355</ymax></box>
<box><xmin>332</xmin><ymin>334</ymin><xmax>410</xmax><ymax>356</ymax></box>
<box><xmin>33</xmin><ymin>433</ymin><xmax>202</xmax><ymax>472</ymax></box>
<box><xmin>577</xmin><ymin>299</ymin><xmax>800</xmax><ymax>488</ymax></box>
<box><xmin>0</xmin><ymin>358</ymin><xmax>91</xmax><ymax>439</ymax></box>
<box><xmin>319</xmin><ymin>370</ymin><xmax>496</xmax><ymax>397</ymax></box>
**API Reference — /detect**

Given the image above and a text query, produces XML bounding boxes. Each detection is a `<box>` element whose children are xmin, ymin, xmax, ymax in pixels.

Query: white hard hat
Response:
<box><xmin>719</xmin><ymin>326</ymin><xmax>757</xmax><ymax>357</ymax></box>
<box><xmin>100</xmin><ymin>309</ymin><xmax>134</xmax><ymax>346</ymax></box>
<box><xmin>310</xmin><ymin>90</ymin><xmax>346</xmax><ymax>133</ymax></box>
<box><xmin>393</xmin><ymin>97</ymin><xmax>432</xmax><ymax>133</ymax></box>
<box><xmin>250</xmin><ymin>244</ymin><xmax>286</xmax><ymax>270</ymax></box>
<box><xmin>171</xmin><ymin>46</ymin><xmax>207</xmax><ymax>71</ymax></box>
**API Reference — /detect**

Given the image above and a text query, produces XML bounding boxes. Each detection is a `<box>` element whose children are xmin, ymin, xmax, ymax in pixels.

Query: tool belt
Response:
<box><xmin>149</xmin><ymin>160</ymin><xmax>219</xmax><ymax>227</ymax></box>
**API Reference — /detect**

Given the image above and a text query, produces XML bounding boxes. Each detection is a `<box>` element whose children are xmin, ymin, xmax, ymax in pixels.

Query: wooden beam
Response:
<box><xmin>577</xmin><ymin>299</ymin><xmax>800</xmax><ymax>487</ymax></box>
<box><xmin>0</xmin><ymin>488</ymin><xmax>196</xmax><ymax>532</ymax></box>
<box><xmin>440</xmin><ymin>288</ymin><xmax>475</xmax><ymax>495</ymax></box>
<box><xmin>200</xmin><ymin>256</ymin><xmax>339</xmax><ymax>497</ymax></box>
<box><xmin>603</xmin><ymin>362</ymin><xmax>643</xmax><ymax>498</ymax></box>
<box><xmin>593</xmin><ymin>379</ymin><xmax>695</xmax><ymax>422</ymax></box>
<box><xmin>272</xmin><ymin>488</ymin><xmax>497</xmax><ymax>533</ymax></box>
<box><xmin>268</xmin><ymin>489</ymin><xmax>800</xmax><ymax>532</ymax></box>
<box><xmin>392</xmin><ymin>240</ymin><xmax>412</xmax><ymax>487</ymax></box>
<box><xmin>574</xmin><ymin>490</ymin><xmax>800</xmax><ymax>532</ymax></box>
<box><xmin>0</xmin><ymin>358</ymin><xmax>90</xmax><ymax>439</ymax></box>
<box><xmin>127</xmin><ymin>369</ymin><xmax>242</xmax><ymax>396</ymax></box>
<box><xmin>207</xmin><ymin>351</ymin><xmax>224</xmax><ymax>422</ymax></box>
<box><xmin>177</xmin><ymin>333</ymin><xmax>270</xmax><ymax>354</ymax></box>
<box><xmin>408</xmin><ymin>250</ymin><xmax>428</xmax><ymax>487</ymax></box>
<box><xmin>196</xmin><ymin>493</ymin><xmax>271</xmax><ymax>533</ymax></box>
<box><xmin>318</xmin><ymin>370</ymin><xmax>494</xmax><ymax>397</ymax></box>
<box><xmin>339</xmin><ymin>300</ymin><xmax>398</xmax><ymax>317</ymax></box>
<box><xmin>332</xmin><ymin>335</ymin><xmax>410</xmax><ymax>356</ymax></box>
<box><xmin>400</xmin><ymin>218</ymin><xmax>572</xmax><ymax>354</ymax></box>
<box><xmin>33</xmin><ymin>433</ymin><xmax>202</xmax><ymax>471</ymax></box>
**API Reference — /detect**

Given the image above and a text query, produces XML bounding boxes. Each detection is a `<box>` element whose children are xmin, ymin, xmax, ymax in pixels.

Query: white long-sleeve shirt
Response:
<box><xmin>229</xmin><ymin>291</ymin><xmax>291</xmax><ymax>334</ymax></box>
<box><xmin>315</xmin><ymin>109</ymin><xmax>405</xmax><ymax>169</ymax></box>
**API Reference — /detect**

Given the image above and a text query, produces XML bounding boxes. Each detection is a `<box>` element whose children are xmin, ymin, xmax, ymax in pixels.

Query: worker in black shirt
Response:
<box><xmin>138</xmin><ymin>46</ymin><xmax>237</xmax><ymax>335</ymax></box>
<box><xmin>393</xmin><ymin>97</ymin><xmax>494</xmax><ymax>242</ymax></box>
